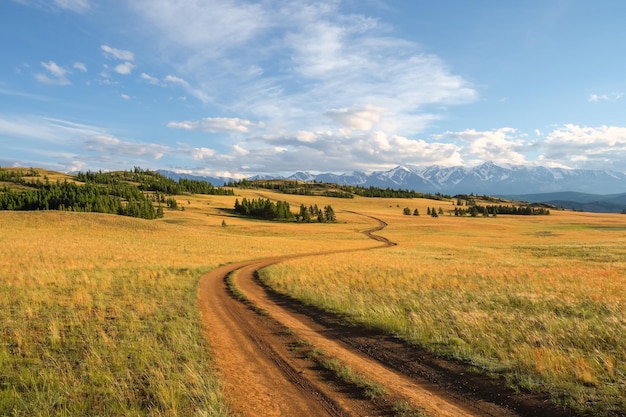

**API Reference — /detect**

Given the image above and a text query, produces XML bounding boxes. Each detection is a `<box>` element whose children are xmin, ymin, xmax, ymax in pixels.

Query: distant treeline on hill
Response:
<box><xmin>0</xmin><ymin>167</ymin><xmax>233</xmax><ymax>219</ymax></box>
<box><xmin>227</xmin><ymin>179</ymin><xmax>449</xmax><ymax>200</ymax></box>
<box><xmin>454</xmin><ymin>204</ymin><xmax>550</xmax><ymax>216</ymax></box>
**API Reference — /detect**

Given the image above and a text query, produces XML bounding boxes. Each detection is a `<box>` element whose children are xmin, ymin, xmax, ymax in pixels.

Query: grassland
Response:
<box><xmin>261</xmin><ymin>205</ymin><xmax>626</xmax><ymax>415</ymax></box>
<box><xmin>2</xmin><ymin>181</ymin><xmax>625</xmax><ymax>416</ymax></box>
<box><xmin>0</xmin><ymin>190</ymin><xmax>374</xmax><ymax>416</ymax></box>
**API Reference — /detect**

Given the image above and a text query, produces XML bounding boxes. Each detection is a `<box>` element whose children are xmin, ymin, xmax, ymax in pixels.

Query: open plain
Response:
<box><xmin>1</xmin><ymin>182</ymin><xmax>625</xmax><ymax>416</ymax></box>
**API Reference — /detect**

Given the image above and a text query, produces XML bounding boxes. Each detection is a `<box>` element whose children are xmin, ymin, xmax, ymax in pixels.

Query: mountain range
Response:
<box><xmin>158</xmin><ymin>162</ymin><xmax>626</xmax><ymax>212</ymax></box>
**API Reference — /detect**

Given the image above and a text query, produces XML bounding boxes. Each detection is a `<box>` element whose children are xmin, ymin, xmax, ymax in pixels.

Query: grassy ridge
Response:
<box><xmin>261</xmin><ymin>210</ymin><xmax>626</xmax><ymax>415</ymax></box>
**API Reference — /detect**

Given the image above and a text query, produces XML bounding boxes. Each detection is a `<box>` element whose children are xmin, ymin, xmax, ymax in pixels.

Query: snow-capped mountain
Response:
<box><xmin>159</xmin><ymin>162</ymin><xmax>626</xmax><ymax>195</ymax></box>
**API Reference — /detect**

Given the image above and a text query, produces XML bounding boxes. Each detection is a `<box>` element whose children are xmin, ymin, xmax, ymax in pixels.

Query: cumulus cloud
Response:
<box><xmin>35</xmin><ymin>61</ymin><xmax>70</xmax><ymax>85</ymax></box>
<box><xmin>540</xmin><ymin>124</ymin><xmax>626</xmax><ymax>169</ymax></box>
<box><xmin>114</xmin><ymin>62</ymin><xmax>135</xmax><ymax>75</ymax></box>
<box><xmin>191</xmin><ymin>147</ymin><xmax>216</xmax><ymax>160</ymax></box>
<box><xmin>167</xmin><ymin>117</ymin><xmax>263</xmax><ymax>133</ymax></box>
<box><xmin>101</xmin><ymin>45</ymin><xmax>135</xmax><ymax>61</ymax></box>
<box><xmin>437</xmin><ymin>128</ymin><xmax>528</xmax><ymax>165</ymax></box>
<box><xmin>325</xmin><ymin>105</ymin><xmax>385</xmax><ymax>132</ymax></box>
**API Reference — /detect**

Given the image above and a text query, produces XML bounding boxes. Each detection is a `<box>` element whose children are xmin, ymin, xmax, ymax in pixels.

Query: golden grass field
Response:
<box><xmin>1</xmin><ymin>182</ymin><xmax>625</xmax><ymax>415</ymax></box>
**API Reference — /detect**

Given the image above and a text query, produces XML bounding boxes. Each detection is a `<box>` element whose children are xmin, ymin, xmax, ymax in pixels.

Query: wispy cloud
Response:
<box><xmin>84</xmin><ymin>135</ymin><xmax>168</xmax><ymax>160</ymax></box>
<box><xmin>35</xmin><ymin>61</ymin><xmax>71</xmax><ymax>85</ymax></box>
<box><xmin>101</xmin><ymin>45</ymin><xmax>134</xmax><ymax>61</ymax></box>
<box><xmin>167</xmin><ymin>117</ymin><xmax>263</xmax><ymax>133</ymax></box>
<box><xmin>588</xmin><ymin>92</ymin><xmax>623</xmax><ymax>102</ymax></box>
<box><xmin>13</xmin><ymin>0</ymin><xmax>90</xmax><ymax>13</ymax></box>
<box><xmin>72</xmin><ymin>62</ymin><xmax>87</xmax><ymax>72</ymax></box>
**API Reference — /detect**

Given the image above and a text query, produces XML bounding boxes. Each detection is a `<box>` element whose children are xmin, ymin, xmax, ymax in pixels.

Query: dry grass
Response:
<box><xmin>3</xmin><ymin>186</ymin><xmax>626</xmax><ymax>415</ymax></box>
<box><xmin>261</xmin><ymin>206</ymin><xmax>626</xmax><ymax>415</ymax></box>
<box><xmin>0</xmin><ymin>191</ymin><xmax>373</xmax><ymax>416</ymax></box>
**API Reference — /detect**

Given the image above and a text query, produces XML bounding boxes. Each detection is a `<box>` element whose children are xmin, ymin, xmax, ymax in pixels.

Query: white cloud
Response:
<box><xmin>167</xmin><ymin>117</ymin><xmax>263</xmax><ymax>133</ymax></box>
<box><xmin>114</xmin><ymin>62</ymin><xmax>135</xmax><ymax>75</ymax></box>
<box><xmin>73</xmin><ymin>62</ymin><xmax>87</xmax><ymax>72</ymax></box>
<box><xmin>325</xmin><ymin>105</ymin><xmax>385</xmax><ymax>131</ymax></box>
<box><xmin>54</xmin><ymin>0</ymin><xmax>89</xmax><ymax>12</ymax></box>
<box><xmin>438</xmin><ymin>128</ymin><xmax>527</xmax><ymax>165</ymax></box>
<box><xmin>163</xmin><ymin>75</ymin><xmax>189</xmax><ymax>88</ymax></box>
<box><xmin>129</xmin><ymin>0</ymin><xmax>269</xmax><ymax>56</ymax></box>
<box><xmin>295</xmin><ymin>131</ymin><xmax>318</xmax><ymax>143</ymax></box>
<box><xmin>233</xmin><ymin>144</ymin><xmax>250</xmax><ymax>155</ymax></box>
<box><xmin>127</xmin><ymin>0</ymin><xmax>476</xmax><ymax>137</ymax></box>
<box><xmin>588</xmin><ymin>92</ymin><xmax>623</xmax><ymax>102</ymax></box>
<box><xmin>14</xmin><ymin>0</ymin><xmax>90</xmax><ymax>13</ymax></box>
<box><xmin>101</xmin><ymin>45</ymin><xmax>135</xmax><ymax>61</ymax></box>
<box><xmin>192</xmin><ymin>147</ymin><xmax>216</xmax><ymax>160</ymax></box>
<box><xmin>140</xmin><ymin>72</ymin><xmax>160</xmax><ymax>84</ymax></box>
<box><xmin>121</xmin><ymin>94</ymin><xmax>130</xmax><ymax>100</ymax></box>
<box><xmin>540</xmin><ymin>124</ymin><xmax>626</xmax><ymax>169</ymax></box>
<box><xmin>84</xmin><ymin>135</ymin><xmax>168</xmax><ymax>160</ymax></box>
<box><xmin>35</xmin><ymin>61</ymin><xmax>70</xmax><ymax>85</ymax></box>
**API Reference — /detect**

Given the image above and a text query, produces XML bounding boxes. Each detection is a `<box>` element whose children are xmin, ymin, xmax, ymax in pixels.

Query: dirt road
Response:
<box><xmin>197</xmin><ymin>214</ymin><xmax>570</xmax><ymax>416</ymax></box>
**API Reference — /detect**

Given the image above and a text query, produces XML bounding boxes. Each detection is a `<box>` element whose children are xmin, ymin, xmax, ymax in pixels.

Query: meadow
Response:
<box><xmin>262</xmin><ymin>204</ymin><xmax>626</xmax><ymax>415</ymax></box>
<box><xmin>1</xmin><ymin>182</ymin><xmax>625</xmax><ymax>416</ymax></box>
<box><xmin>0</xmin><ymin>190</ymin><xmax>374</xmax><ymax>416</ymax></box>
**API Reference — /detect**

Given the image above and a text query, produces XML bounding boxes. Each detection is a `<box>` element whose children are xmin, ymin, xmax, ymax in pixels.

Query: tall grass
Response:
<box><xmin>0</xmin><ymin>201</ymin><xmax>372</xmax><ymax>416</ymax></box>
<box><xmin>261</xmin><ymin>210</ymin><xmax>626</xmax><ymax>415</ymax></box>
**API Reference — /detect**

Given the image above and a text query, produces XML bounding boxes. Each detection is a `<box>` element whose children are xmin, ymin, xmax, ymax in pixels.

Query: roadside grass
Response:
<box><xmin>260</xmin><ymin>209</ymin><xmax>626</xmax><ymax>416</ymax></box>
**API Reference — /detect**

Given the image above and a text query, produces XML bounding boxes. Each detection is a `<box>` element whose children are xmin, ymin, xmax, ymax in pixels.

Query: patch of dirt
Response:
<box><xmin>197</xmin><ymin>214</ymin><xmax>575</xmax><ymax>416</ymax></box>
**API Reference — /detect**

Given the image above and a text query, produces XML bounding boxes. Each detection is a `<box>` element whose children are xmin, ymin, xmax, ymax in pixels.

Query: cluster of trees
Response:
<box><xmin>454</xmin><ymin>204</ymin><xmax>550</xmax><ymax>216</ymax></box>
<box><xmin>233</xmin><ymin>198</ymin><xmax>336</xmax><ymax>223</ymax></box>
<box><xmin>403</xmin><ymin>207</ymin><xmax>442</xmax><ymax>217</ymax></box>
<box><xmin>297</xmin><ymin>204</ymin><xmax>336</xmax><ymax>223</ymax></box>
<box><xmin>234</xmin><ymin>198</ymin><xmax>294</xmax><ymax>220</ymax></box>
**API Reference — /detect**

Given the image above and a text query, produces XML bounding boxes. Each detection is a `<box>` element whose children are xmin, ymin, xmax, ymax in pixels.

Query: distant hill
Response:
<box><xmin>502</xmin><ymin>191</ymin><xmax>626</xmax><ymax>213</ymax></box>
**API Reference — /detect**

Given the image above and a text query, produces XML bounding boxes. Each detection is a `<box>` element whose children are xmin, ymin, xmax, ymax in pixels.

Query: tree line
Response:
<box><xmin>227</xmin><ymin>178</ymin><xmax>450</xmax><ymax>201</ymax></box>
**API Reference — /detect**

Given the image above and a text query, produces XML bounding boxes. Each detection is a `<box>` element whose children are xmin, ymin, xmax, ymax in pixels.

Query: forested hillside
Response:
<box><xmin>0</xmin><ymin>167</ymin><xmax>234</xmax><ymax>220</ymax></box>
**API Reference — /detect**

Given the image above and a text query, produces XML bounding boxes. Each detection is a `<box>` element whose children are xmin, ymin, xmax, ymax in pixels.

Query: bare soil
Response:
<box><xmin>197</xmin><ymin>214</ymin><xmax>574</xmax><ymax>416</ymax></box>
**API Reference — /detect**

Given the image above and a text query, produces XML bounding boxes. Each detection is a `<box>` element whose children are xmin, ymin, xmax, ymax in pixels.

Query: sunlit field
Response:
<box><xmin>262</xmin><ymin>206</ymin><xmax>626</xmax><ymax>415</ymax></box>
<box><xmin>2</xmin><ymin>185</ymin><xmax>626</xmax><ymax>416</ymax></box>
<box><xmin>0</xmin><ymin>190</ymin><xmax>374</xmax><ymax>416</ymax></box>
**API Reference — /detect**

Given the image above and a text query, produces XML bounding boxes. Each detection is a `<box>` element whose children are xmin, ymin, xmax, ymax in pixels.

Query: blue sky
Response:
<box><xmin>2</xmin><ymin>0</ymin><xmax>626</xmax><ymax>177</ymax></box>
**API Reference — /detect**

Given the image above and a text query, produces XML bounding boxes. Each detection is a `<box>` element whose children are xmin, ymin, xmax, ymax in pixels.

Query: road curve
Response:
<box><xmin>197</xmin><ymin>213</ymin><xmax>570</xmax><ymax>417</ymax></box>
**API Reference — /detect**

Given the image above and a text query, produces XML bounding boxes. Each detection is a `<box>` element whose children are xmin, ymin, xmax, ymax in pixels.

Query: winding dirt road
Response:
<box><xmin>197</xmin><ymin>214</ymin><xmax>570</xmax><ymax>416</ymax></box>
